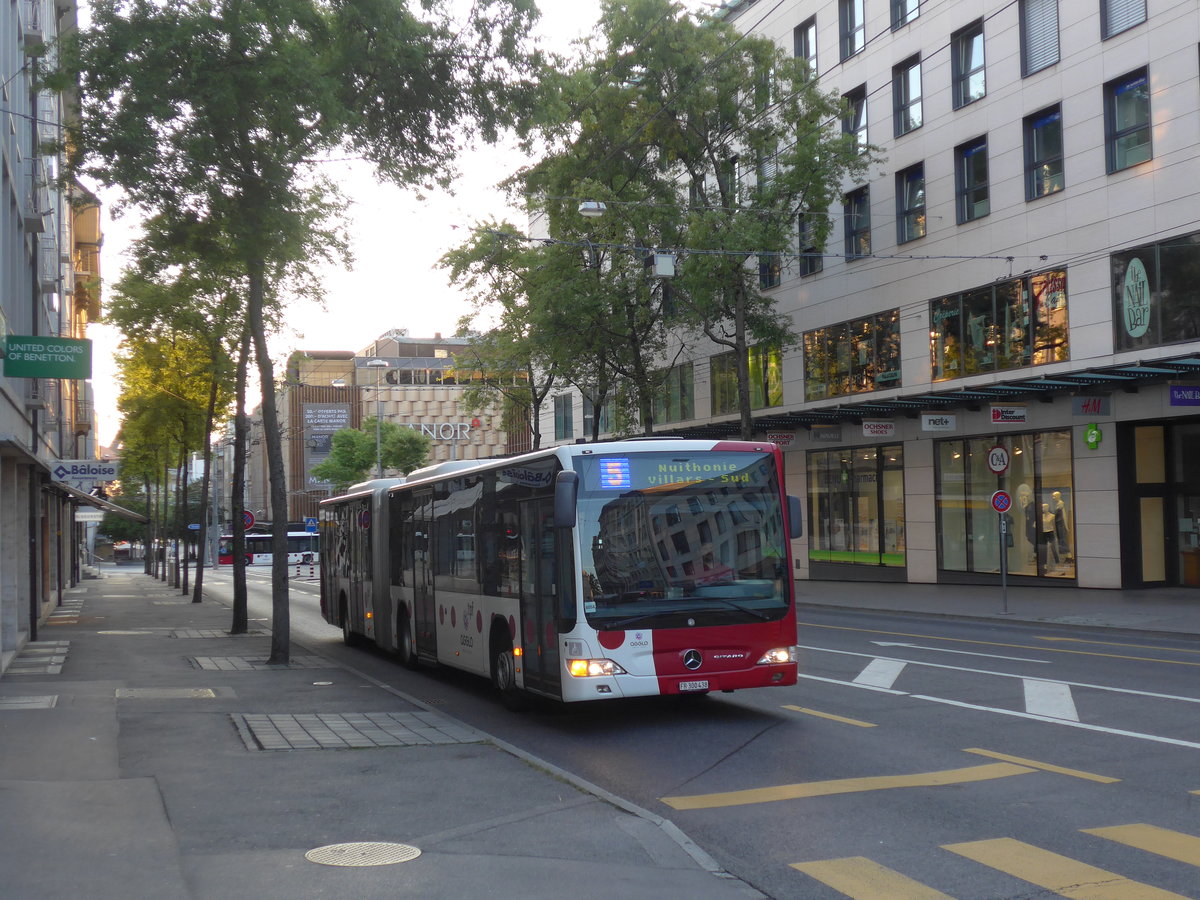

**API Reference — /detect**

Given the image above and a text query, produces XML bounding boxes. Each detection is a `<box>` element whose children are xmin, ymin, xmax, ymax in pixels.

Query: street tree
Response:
<box><xmin>309</xmin><ymin>420</ymin><xmax>432</xmax><ymax>491</ymax></box>
<box><xmin>66</xmin><ymin>0</ymin><xmax>542</xmax><ymax>663</ymax></box>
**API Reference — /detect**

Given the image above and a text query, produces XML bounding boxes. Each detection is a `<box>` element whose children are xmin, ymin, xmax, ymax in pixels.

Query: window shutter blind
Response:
<box><xmin>1103</xmin><ymin>0</ymin><xmax>1146</xmax><ymax>38</ymax></box>
<box><xmin>1022</xmin><ymin>0</ymin><xmax>1060</xmax><ymax>75</ymax></box>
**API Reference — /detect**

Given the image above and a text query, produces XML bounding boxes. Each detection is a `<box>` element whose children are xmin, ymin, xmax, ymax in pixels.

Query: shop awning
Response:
<box><xmin>50</xmin><ymin>481</ymin><xmax>148</xmax><ymax>523</ymax></box>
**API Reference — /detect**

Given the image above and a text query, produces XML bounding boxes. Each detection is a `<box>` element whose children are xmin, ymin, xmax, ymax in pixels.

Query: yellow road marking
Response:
<box><xmin>943</xmin><ymin>837</ymin><xmax>1190</xmax><ymax>899</ymax></box>
<box><xmin>963</xmin><ymin>748</ymin><xmax>1120</xmax><ymax>784</ymax></box>
<box><xmin>799</xmin><ymin>621</ymin><xmax>1200</xmax><ymax>667</ymax></box>
<box><xmin>791</xmin><ymin>856</ymin><xmax>955</xmax><ymax>900</ymax></box>
<box><xmin>1037</xmin><ymin>636</ymin><xmax>1200</xmax><ymax>654</ymax></box>
<box><xmin>1084</xmin><ymin>823</ymin><xmax>1200</xmax><ymax>866</ymax></box>
<box><xmin>784</xmin><ymin>704</ymin><xmax>876</xmax><ymax>727</ymax></box>
<box><xmin>661</xmin><ymin>762</ymin><xmax>1033</xmax><ymax>810</ymax></box>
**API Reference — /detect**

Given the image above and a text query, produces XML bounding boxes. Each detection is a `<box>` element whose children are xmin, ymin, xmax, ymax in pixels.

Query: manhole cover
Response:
<box><xmin>305</xmin><ymin>842</ymin><xmax>421</xmax><ymax>867</ymax></box>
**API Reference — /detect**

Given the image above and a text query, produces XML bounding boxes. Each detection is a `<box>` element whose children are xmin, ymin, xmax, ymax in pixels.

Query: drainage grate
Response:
<box><xmin>232</xmin><ymin>711</ymin><xmax>482</xmax><ymax>751</ymax></box>
<box><xmin>190</xmin><ymin>655</ymin><xmax>328</xmax><ymax>671</ymax></box>
<box><xmin>171</xmin><ymin>629</ymin><xmax>263</xmax><ymax>639</ymax></box>
<box><xmin>305</xmin><ymin>842</ymin><xmax>421</xmax><ymax>867</ymax></box>
<box><xmin>0</xmin><ymin>695</ymin><xmax>58</xmax><ymax>710</ymax></box>
<box><xmin>116</xmin><ymin>688</ymin><xmax>218</xmax><ymax>700</ymax></box>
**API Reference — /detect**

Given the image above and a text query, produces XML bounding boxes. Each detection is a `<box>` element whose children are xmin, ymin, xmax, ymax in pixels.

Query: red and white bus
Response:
<box><xmin>217</xmin><ymin>532</ymin><xmax>319</xmax><ymax>566</ymax></box>
<box><xmin>319</xmin><ymin>439</ymin><xmax>801</xmax><ymax>707</ymax></box>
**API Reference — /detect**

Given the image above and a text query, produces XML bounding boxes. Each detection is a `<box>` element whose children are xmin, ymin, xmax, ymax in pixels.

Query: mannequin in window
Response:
<box><xmin>1041</xmin><ymin>502</ymin><xmax>1060</xmax><ymax>567</ymax></box>
<box><xmin>1018</xmin><ymin>483</ymin><xmax>1036</xmax><ymax>564</ymax></box>
<box><xmin>1052</xmin><ymin>490</ymin><xmax>1071</xmax><ymax>562</ymax></box>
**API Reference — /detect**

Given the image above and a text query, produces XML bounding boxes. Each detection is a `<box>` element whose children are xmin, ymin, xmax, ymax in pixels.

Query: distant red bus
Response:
<box><xmin>217</xmin><ymin>532</ymin><xmax>319</xmax><ymax>566</ymax></box>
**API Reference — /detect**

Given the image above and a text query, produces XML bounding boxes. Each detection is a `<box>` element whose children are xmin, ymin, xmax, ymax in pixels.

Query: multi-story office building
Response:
<box><xmin>244</xmin><ymin>330</ymin><xmax>514</xmax><ymax>523</ymax></box>
<box><xmin>1</xmin><ymin>1</ymin><xmax>120</xmax><ymax>670</ymax></box>
<box><xmin>542</xmin><ymin>0</ymin><xmax>1200</xmax><ymax>590</ymax></box>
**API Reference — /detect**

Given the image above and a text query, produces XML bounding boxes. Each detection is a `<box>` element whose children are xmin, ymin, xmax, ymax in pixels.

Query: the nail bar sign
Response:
<box><xmin>4</xmin><ymin>336</ymin><xmax>92</xmax><ymax>379</ymax></box>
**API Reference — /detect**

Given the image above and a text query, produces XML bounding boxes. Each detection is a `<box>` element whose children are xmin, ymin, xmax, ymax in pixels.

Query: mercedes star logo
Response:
<box><xmin>683</xmin><ymin>649</ymin><xmax>702</xmax><ymax>670</ymax></box>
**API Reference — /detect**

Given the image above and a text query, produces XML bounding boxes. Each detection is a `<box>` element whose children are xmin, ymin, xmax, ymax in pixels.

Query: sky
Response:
<box><xmin>89</xmin><ymin>0</ymin><xmax>717</xmax><ymax>448</ymax></box>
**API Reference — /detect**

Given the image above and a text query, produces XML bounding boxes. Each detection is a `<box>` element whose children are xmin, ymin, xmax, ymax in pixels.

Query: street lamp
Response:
<box><xmin>365</xmin><ymin>359</ymin><xmax>390</xmax><ymax>477</ymax></box>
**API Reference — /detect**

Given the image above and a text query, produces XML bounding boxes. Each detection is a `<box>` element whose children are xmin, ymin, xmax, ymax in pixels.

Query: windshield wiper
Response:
<box><xmin>596</xmin><ymin>612</ymin><xmax>678</xmax><ymax>630</ymax></box>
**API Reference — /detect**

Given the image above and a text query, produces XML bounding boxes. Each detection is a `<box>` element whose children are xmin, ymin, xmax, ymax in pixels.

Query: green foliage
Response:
<box><xmin>310</xmin><ymin>419</ymin><xmax>432</xmax><ymax>491</ymax></box>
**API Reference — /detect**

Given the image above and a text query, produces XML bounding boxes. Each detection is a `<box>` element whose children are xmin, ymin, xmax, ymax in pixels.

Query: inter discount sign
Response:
<box><xmin>4</xmin><ymin>336</ymin><xmax>93</xmax><ymax>379</ymax></box>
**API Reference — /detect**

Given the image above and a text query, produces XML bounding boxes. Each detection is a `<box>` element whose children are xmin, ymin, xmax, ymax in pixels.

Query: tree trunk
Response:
<box><xmin>734</xmin><ymin>281</ymin><xmax>754</xmax><ymax>441</ymax></box>
<box><xmin>229</xmin><ymin>327</ymin><xmax>251</xmax><ymax>634</ymax></box>
<box><xmin>192</xmin><ymin>377</ymin><xmax>219</xmax><ymax>603</ymax></box>
<box><xmin>247</xmin><ymin>257</ymin><xmax>290</xmax><ymax>664</ymax></box>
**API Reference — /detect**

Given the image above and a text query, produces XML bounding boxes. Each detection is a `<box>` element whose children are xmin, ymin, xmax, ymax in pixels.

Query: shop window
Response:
<box><xmin>1112</xmin><ymin>229</ymin><xmax>1200</xmax><ymax>352</ymax></box>
<box><xmin>805</xmin><ymin>310</ymin><xmax>901</xmax><ymax>401</ymax></box>
<box><xmin>935</xmin><ymin>432</ymin><xmax>1074</xmax><ymax>579</ymax></box>
<box><xmin>711</xmin><ymin>344</ymin><xmax>782</xmax><ymax>416</ymax></box>
<box><xmin>930</xmin><ymin>269</ymin><xmax>1068</xmax><ymax>381</ymax></box>
<box><xmin>1105</xmin><ymin>68</ymin><xmax>1151</xmax><ymax>173</ymax></box>
<box><xmin>952</xmin><ymin>20</ymin><xmax>986</xmax><ymax>109</ymax></box>
<box><xmin>808</xmin><ymin>445</ymin><xmax>906</xmax><ymax>567</ymax></box>
<box><xmin>1020</xmin><ymin>0</ymin><xmax>1059</xmax><ymax>76</ymax></box>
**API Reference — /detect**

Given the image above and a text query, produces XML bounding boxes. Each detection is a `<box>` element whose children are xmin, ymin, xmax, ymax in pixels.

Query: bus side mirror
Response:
<box><xmin>788</xmin><ymin>495</ymin><xmax>803</xmax><ymax>539</ymax></box>
<box><xmin>554</xmin><ymin>471</ymin><xmax>578</xmax><ymax>528</ymax></box>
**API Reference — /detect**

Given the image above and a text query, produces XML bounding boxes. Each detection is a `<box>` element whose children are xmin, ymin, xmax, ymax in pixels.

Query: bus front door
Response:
<box><xmin>520</xmin><ymin>499</ymin><xmax>562</xmax><ymax>699</ymax></box>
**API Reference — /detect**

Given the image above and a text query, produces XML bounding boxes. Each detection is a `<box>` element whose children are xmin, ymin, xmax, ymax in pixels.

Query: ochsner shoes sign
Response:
<box><xmin>991</xmin><ymin>405</ymin><xmax>1028</xmax><ymax>424</ymax></box>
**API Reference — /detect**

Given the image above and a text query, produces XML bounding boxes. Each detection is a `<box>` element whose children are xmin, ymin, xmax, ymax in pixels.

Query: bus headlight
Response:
<box><xmin>568</xmin><ymin>658</ymin><xmax>627</xmax><ymax>678</ymax></box>
<box><xmin>756</xmin><ymin>646</ymin><xmax>797</xmax><ymax>665</ymax></box>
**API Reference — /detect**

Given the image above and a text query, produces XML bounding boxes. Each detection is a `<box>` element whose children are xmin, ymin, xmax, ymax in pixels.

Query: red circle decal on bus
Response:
<box><xmin>597</xmin><ymin>630</ymin><xmax>625</xmax><ymax>650</ymax></box>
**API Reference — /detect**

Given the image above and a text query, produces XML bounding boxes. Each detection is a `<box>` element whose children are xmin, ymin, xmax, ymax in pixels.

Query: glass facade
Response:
<box><xmin>654</xmin><ymin>362</ymin><xmax>695</xmax><ymax>425</ymax></box>
<box><xmin>936</xmin><ymin>431</ymin><xmax>1075</xmax><ymax>579</ymax></box>
<box><xmin>931</xmin><ymin>269</ymin><xmax>1069</xmax><ymax>381</ymax></box>
<box><xmin>804</xmin><ymin>310</ymin><xmax>901</xmax><ymax>401</ymax></box>
<box><xmin>711</xmin><ymin>345</ymin><xmax>782</xmax><ymax>416</ymax></box>
<box><xmin>808</xmin><ymin>445</ymin><xmax>906</xmax><ymax>567</ymax></box>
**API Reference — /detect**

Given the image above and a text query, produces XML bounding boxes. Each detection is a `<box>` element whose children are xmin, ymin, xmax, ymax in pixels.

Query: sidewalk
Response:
<box><xmin>0</xmin><ymin>567</ymin><xmax>763</xmax><ymax>900</ymax></box>
<box><xmin>796</xmin><ymin>578</ymin><xmax>1200</xmax><ymax>636</ymax></box>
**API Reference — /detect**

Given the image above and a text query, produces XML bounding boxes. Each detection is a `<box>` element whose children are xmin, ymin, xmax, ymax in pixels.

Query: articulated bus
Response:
<box><xmin>217</xmin><ymin>532</ymin><xmax>320</xmax><ymax>566</ymax></box>
<box><xmin>319</xmin><ymin>439</ymin><xmax>802</xmax><ymax>707</ymax></box>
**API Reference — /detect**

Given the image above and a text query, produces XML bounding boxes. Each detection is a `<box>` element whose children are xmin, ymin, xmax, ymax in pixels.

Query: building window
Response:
<box><xmin>842</xmin><ymin>85</ymin><xmax>867</xmax><ymax>153</ymax></box>
<box><xmin>553</xmin><ymin>394</ymin><xmax>573</xmax><ymax>441</ymax></box>
<box><xmin>936</xmin><ymin>431</ymin><xmax>1075</xmax><ymax>579</ymax></box>
<box><xmin>1102</xmin><ymin>0</ymin><xmax>1146</xmax><ymax>39</ymax></box>
<box><xmin>951</xmin><ymin>20</ymin><xmax>986</xmax><ymax>108</ymax></box>
<box><xmin>891</xmin><ymin>0</ymin><xmax>919</xmax><ymax>30</ymax></box>
<box><xmin>896</xmin><ymin>164</ymin><xmax>925</xmax><ymax>243</ymax></box>
<box><xmin>839</xmin><ymin>0</ymin><xmax>865</xmax><ymax>61</ymax></box>
<box><xmin>1106</xmin><ymin>69</ymin><xmax>1151</xmax><ymax>173</ymax></box>
<box><xmin>808</xmin><ymin>445</ymin><xmax>906</xmax><ymax>568</ymax></box>
<box><xmin>1112</xmin><ymin>228</ymin><xmax>1200</xmax><ymax>352</ymax></box>
<box><xmin>930</xmin><ymin>269</ymin><xmax>1069</xmax><ymax>380</ymax></box>
<box><xmin>759</xmin><ymin>253</ymin><xmax>782</xmax><ymax>288</ymax></box>
<box><xmin>844</xmin><ymin>186</ymin><xmax>871</xmax><ymax>259</ymax></box>
<box><xmin>955</xmin><ymin>137</ymin><xmax>989</xmax><ymax>223</ymax></box>
<box><xmin>893</xmin><ymin>56</ymin><xmax>922</xmax><ymax>137</ymax></box>
<box><xmin>798</xmin><ymin>213</ymin><xmax>823</xmax><ymax>277</ymax></box>
<box><xmin>581</xmin><ymin>389</ymin><xmax>612</xmax><ymax>436</ymax></box>
<box><xmin>1020</xmin><ymin>0</ymin><xmax>1059</xmax><ymax>76</ymax></box>
<box><xmin>711</xmin><ymin>344</ymin><xmax>782</xmax><ymax>416</ymax></box>
<box><xmin>804</xmin><ymin>310</ymin><xmax>901</xmax><ymax>401</ymax></box>
<box><xmin>793</xmin><ymin>16</ymin><xmax>817</xmax><ymax>77</ymax></box>
<box><xmin>1024</xmin><ymin>105</ymin><xmax>1064</xmax><ymax>200</ymax></box>
<box><xmin>653</xmin><ymin>362</ymin><xmax>694</xmax><ymax>425</ymax></box>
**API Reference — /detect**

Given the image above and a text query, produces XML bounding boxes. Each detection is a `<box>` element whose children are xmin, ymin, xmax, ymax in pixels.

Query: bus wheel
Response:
<box><xmin>340</xmin><ymin>596</ymin><xmax>361</xmax><ymax>647</ymax></box>
<box><xmin>397</xmin><ymin>615</ymin><xmax>418</xmax><ymax>669</ymax></box>
<box><xmin>491</xmin><ymin>640</ymin><xmax>528</xmax><ymax>711</ymax></box>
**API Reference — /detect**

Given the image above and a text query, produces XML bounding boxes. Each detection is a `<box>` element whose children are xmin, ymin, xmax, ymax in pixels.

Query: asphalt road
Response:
<box><xmin>202</xmin><ymin>568</ymin><xmax>1200</xmax><ymax>900</ymax></box>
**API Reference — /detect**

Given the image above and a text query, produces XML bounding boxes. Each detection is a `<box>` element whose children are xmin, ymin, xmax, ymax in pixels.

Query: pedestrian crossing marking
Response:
<box><xmin>942</xmin><ymin>837</ymin><xmax>1190</xmax><ymax>899</ymax></box>
<box><xmin>661</xmin><ymin>762</ymin><xmax>1033</xmax><ymax>810</ymax></box>
<box><xmin>963</xmin><ymin>748</ymin><xmax>1119</xmax><ymax>784</ymax></box>
<box><xmin>783</xmin><ymin>705</ymin><xmax>876</xmax><ymax>727</ymax></box>
<box><xmin>1023</xmin><ymin>678</ymin><xmax>1079</xmax><ymax>720</ymax></box>
<box><xmin>853</xmin><ymin>657</ymin><xmax>908</xmax><ymax>689</ymax></box>
<box><xmin>790</xmin><ymin>856</ymin><xmax>954</xmax><ymax>899</ymax></box>
<box><xmin>1083</xmin><ymin>823</ymin><xmax>1200</xmax><ymax>867</ymax></box>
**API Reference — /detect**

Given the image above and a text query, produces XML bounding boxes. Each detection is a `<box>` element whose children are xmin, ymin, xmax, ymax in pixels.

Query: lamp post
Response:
<box><xmin>365</xmin><ymin>359</ymin><xmax>390</xmax><ymax>477</ymax></box>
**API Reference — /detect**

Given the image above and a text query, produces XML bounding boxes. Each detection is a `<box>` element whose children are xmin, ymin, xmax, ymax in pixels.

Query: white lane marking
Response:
<box><xmin>1022</xmin><ymin>679</ymin><xmax>1079</xmax><ymax>721</ymax></box>
<box><xmin>797</xmin><ymin>645</ymin><xmax>1200</xmax><ymax>704</ymax></box>
<box><xmin>798</xmin><ymin>674</ymin><xmax>907</xmax><ymax>695</ymax></box>
<box><xmin>872</xmin><ymin>641</ymin><xmax>1050</xmax><ymax>664</ymax></box>
<box><xmin>853</xmin><ymin>658</ymin><xmax>909</xmax><ymax>689</ymax></box>
<box><xmin>909</xmin><ymin>694</ymin><xmax>1200</xmax><ymax>751</ymax></box>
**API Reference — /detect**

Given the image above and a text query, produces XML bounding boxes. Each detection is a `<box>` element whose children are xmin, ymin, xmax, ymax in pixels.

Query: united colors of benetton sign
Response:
<box><xmin>4</xmin><ymin>336</ymin><xmax>92</xmax><ymax>379</ymax></box>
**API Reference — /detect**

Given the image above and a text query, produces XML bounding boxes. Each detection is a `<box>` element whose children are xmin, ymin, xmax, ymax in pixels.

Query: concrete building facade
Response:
<box><xmin>540</xmin><ymin>0</ymin><xmax>1200</xmax><ymax>590</ymax></box>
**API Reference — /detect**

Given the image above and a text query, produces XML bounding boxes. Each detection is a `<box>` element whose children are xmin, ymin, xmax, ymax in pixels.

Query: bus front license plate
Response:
<box><xmin>678</xmin><ymin>680</ymin><xmax>709</xmax><ymax>692</ymax></box>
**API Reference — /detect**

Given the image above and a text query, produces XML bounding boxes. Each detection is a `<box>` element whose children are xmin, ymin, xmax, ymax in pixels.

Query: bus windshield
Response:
<box><xmin>572</xmin><ymin>451</ymin><xmax>789</xmax><ymax>630</ymax></box>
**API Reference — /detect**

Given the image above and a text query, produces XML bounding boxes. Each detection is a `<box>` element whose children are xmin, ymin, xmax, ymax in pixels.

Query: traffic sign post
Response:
<box><xmin>990</xmin><ymin>491</ymin><xmax>1012</xmax><ymax>615</ymax></box>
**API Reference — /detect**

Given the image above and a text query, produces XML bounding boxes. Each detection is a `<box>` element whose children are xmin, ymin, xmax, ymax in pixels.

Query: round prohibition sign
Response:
<box><xmin>991</xmin><ymin>490</ymin><xmax>1013</xmax><ymax>514</ymax></box>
